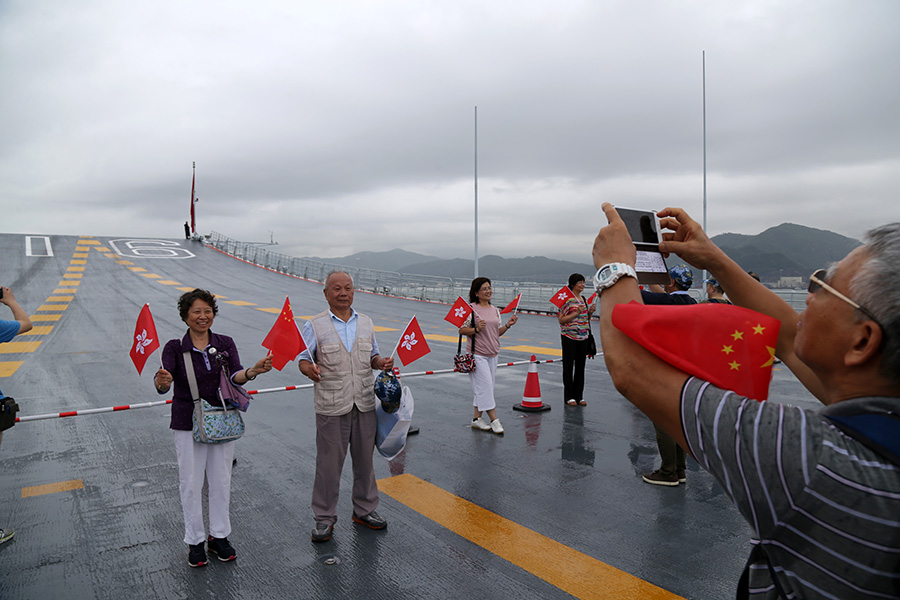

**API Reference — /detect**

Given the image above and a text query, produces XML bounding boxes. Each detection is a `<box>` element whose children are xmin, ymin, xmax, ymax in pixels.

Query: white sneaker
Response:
<box><xmin>490</xmin><ymin>419</ymin><xmax>504</xmax><ymax>434</ymax></box>
<box><xmin>471</xmin><ymin>417</ymin><xmax>491</xmax><ymax>431</ymax></box>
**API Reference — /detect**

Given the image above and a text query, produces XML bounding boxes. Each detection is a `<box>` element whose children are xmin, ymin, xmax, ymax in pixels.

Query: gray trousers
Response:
<box><xmin>312</xmin><ymin>406</ymin><xmax>379</xmax><ymax>525</ymax></box>
<box><xmin>654</xmin><ymin>422</ymin><xmax>686</xmax><ymax>476</ymax></box>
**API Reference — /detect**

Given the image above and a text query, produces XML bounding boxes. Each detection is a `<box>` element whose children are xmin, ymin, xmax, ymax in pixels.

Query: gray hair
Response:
<box><xmin>850</xmin><ymin>223</ymin><xmax>900</xmax><ymax>383</ymax></box>
<box><xmin>324</xmin><ymin>270</ymin><xmax>353</xmax><ymax>287</ymax></box>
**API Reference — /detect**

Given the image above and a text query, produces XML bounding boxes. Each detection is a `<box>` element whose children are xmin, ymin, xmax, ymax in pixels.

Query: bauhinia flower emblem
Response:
<box><xmin>454</xmin><ymin>307</ymin><xmax>467</xmax><ymax>319</ymax></box>
<box><xmin>134</xmin><ymin>329</ymin><xmax>154</xmax><ymax>355</ymax></box>
<box><xmin>401</xmin><ymin>332</ymin><xmax>418</xmax><ymax>352</ymax></box>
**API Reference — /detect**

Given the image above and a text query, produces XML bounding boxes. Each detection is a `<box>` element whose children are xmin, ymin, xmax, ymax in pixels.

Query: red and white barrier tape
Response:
<box><xmin>15</xmin><ymin>357</ymin><xmax>562</xmax><ymax>422</ymax></box>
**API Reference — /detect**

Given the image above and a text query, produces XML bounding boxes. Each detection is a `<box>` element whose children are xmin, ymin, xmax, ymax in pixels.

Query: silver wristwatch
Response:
<box><xmin>593</xmin><ymin>263</ymin><xmax>638</xmax><ymax>293</ymax></box>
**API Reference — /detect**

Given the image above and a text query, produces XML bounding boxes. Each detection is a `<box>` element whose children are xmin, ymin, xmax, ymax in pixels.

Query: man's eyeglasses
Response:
<box><xmin>808</xmin><ymin>269</ymin><xmax>881</xmax><ymax>325</ymax></box>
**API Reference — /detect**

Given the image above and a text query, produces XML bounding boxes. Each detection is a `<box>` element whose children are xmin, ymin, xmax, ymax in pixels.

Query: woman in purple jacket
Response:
<box><xmin>154</xmin><ymin>289</ymin><xmax>272</xmax><ymax>568</ymax></box>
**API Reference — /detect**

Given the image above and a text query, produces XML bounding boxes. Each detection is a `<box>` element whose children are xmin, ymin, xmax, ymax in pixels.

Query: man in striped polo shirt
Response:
<box><xmin>592</xmin><ymin>204</ymin><xmax>899</xmax><ymax>599</ymax></box>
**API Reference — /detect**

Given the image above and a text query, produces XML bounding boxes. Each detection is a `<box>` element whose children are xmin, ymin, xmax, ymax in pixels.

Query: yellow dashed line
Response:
<box><xmin>37</xmin><ymin>304</ymin><xmax>68</xmax><ymax>312</ymax></box>
<box><xmin>31</xmin><ymin>315</ymin><xmax>61</xmax><ymax>322</ymax></box>
<box><xmin>374</xmin><ymin>326</ymin><xmax>398</xmax><ymax>332</ymax></box>
<box><xmin>57</xmin><ymin>281</ymin><xmax>79</xmax><ymax>286</ymax></box>
<box><xmin>70</xmin><ymin>260</ymin><xmax>86</xmax><ymax>265</ymax></box>
<box><xmin>222</xmin><ymin>300</ymin><xmax>256</xmax><ymax>306</ymax></box>
<box><xmin>79</xmin><ymin>239</ymin><xmax>100</xmax><ymax>245</ymax></box>
<box><xmin>175</xmin><ymin>287</ymin><xmax>195</xmax><ymax>292</ymax></box>
<box><xmin>504</xmin><ymin>345</ymin><xmax>562</xmax><ymax>357</ymax></box>
<box><xmin>47</xmin><ymin>296</ymin><xmax>74</xmax><ymax>302</ymax></box>
<box><xmin>157</xmin><ymin>280</ymin><xmax>181</xmax><ymax>285</ymax></box>
<box><xmin>75</xmin><ymin>246</ymin><xmax>91</xmax><ymax>252</ymax></box>
<box><xmin>128</xmin><ymin>267</ymin><xmax>147</xmax><ymax>272</ymax></box>
<box><xmin>255</xmin><ymin>308</ymin><xmax>283</xmax><ymax>314</ymax></box>
<box><xmin>116</xmin><ymin>260</ymin><xmax>133</xmax><ymax>265</ymax></box>
<box><xmin>140</xmin><ymin>273</ymin><xmax>163</xmax><ymax>279</ymax></box>
<box><xmin>52</xmin><ymin>289</ymin><xmax>75</xmax><ymax>295</ymax></box>
<box><xmin>73</xmin><ymin>253</ymin><xmax>89</xmax><ymax>258</ymax></box>
<box><xmin>63</xmin><ymin>273</ymin><xmax>82</xmax><ymax>279</ymax></box>
<box><xmin>67</xmin><ymin>266</ymin><xmax>85</xmax><ymax>272</ymax></box>
<box><xmin>0</xmin><ymin>341</ymin><xmax>42</xmax><ymax>353</ymax></box>
<box><xmin>20</xmin><ymin>326</ymin><xmax>53</xmax><ymax>336</ymax></box>
<box><xmin>0</xmin><ymin>361</ymin><xmax>24</xmax><ymax>377</ymax></box>
<box><xmin>378</xmin><ymin>474</ymin><xmax>683</xmax><ymax>600</ymax></box>
<box><xmin>22</xmin><ymin>479</ymin><xmax>85</xmax><ymax>498</ymax></box>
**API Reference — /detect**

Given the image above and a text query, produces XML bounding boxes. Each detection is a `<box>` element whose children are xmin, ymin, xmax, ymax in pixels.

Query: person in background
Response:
<box><xmin>639</xmin><ymin>264</ymin><xmax>697</xmax><ymax>486</ymax></box>
<box><xmin>558</xmin><ymin>273</ymin><xmax>595</xmax><ymax>406</ymax></box>
<box><xmin>298</xmin><ymin>271</ymin><xmax>394</xmax><ymax>543</ymax></box>
<box><xmin>460</xmin><ymin>277</ymin><xmax>518</xmax><ymax>434</ymax></box>
<box><xmin>155</xmin><ymin>289</ymin><xmax>272</xmax><ymax>568</ymax></box>
<box><xmin>0</xmin><ymin>285</ymin><xmax>33</xmax><ymax>545</ymax></box>
<box><xmin>593</xmin><ymin>203</ymin><xmax>900</xmax><ymax>599</ymax></box>
<box><xmin>702</xmin><ymin>277</ymin><xmax>731</xmax><ymax>304</ymax></box>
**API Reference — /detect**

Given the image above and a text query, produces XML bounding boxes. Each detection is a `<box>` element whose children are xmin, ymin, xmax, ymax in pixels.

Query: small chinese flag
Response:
<box><xmin>549</xmin><ymin>286</ymin><xmax>576</xmax><ymax>309</ymax></box>
<box><xmin>261</xmin><ymin>297</ymin><xmax>306</xmax><ymax>370</ymax></box>
<box><xmin>586</xmin><ymin>291</ymin><xmax>598</xmax><ymax>305</ymax></box>
<box><xmin>396</xmin><ymin>315</ymin><xmax>431</xmax><ymax>366</ymax></box>
<box><xmin>612</xmin><ymin>302</ymin><xmax>780</xmax><ymax>400</ymax></box>
<box><xmin>500</xmin><ymin>294</ymin><xmax>521</xmax><ymax>314</ymax></box>
<box><xmin>130</xmin><ymin>304</ymin><xmax>160</xmax><ymax>375</ymax></box>
<box><xmin>444</xmin><ymin>296</ymin><xmax>474</xmax><ymax>328</ymax></box>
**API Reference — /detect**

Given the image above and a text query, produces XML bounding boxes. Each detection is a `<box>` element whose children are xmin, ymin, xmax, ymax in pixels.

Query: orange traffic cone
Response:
<box><xmin>513</xmin><ymin>355</ymin><xmax>551</xmax><ymax>412</ymax></box>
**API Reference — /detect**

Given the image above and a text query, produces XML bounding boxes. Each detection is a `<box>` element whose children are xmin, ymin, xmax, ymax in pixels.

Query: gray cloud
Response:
<box><xmin>1</xmin><ymin>0</ymin><xmax>898</xmax><ymax>263</ymax></box>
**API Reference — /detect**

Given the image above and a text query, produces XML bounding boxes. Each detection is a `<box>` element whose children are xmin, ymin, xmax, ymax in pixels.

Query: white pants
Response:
<box><xmin>469</xmin><ymin>354</ymin><xmax>498</xmax><ymax>412</ymax></box>
<box><xmin>173</xmin><ymin>430</ymin><xmax>235</xmax><ymax>545</ymax></box>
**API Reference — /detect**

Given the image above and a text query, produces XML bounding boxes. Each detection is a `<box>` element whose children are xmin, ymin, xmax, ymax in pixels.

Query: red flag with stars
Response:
<box><xmin>395</xmin><ymin>315</ymin><xmax>431</xmax><ymax>366</ymax></box>
<box><xmin>261</xmin><ymin>297</ymin><xmax>306</xmax><ymax>370</ymax></box>
<box><xmin>500</xmin><ymin>294</ymin><xmax>521</xmax><ymax>314</ymax></box>
<box><xmin>549</xmin><ymin>285</ymin><xmax>576</xmax><ymax>309</ymax></box>
<box><xmin>612</xmin><ymin>302</ymin><xmax>780</xmax><ymax>400</ymax></box>
<box><xmin>444</xmin><ymin>296</ymin><xmax>474</xmax><ymax>328</ymax></box>
<box><xmin>130</xmin><ymin>304</ymin><xmax>160</xmax><ymax>375</ymax></box>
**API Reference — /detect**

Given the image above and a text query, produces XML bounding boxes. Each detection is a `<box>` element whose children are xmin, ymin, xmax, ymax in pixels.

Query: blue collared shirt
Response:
<box><xmin>298</xmin><ymin>308</ymin><xmax>379</xmax><ymax>362</ymax></box>
<box><xmin>0</xmin><ymin>319</ymin><xmax>22</xmax><ymax>399</ymax></box>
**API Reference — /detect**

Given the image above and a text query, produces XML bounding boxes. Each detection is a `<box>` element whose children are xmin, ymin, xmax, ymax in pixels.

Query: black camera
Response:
<box><xmin>0</xmin><ymin>397</ymin><xmax>18</xmax><ymax>432</ymax></box>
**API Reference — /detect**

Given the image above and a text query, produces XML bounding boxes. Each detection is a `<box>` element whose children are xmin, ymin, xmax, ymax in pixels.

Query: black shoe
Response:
<box><xmin>188</xmin><ymin>543</ymin><xmax>208</xmax><ymax>568</ymax></box>
<box><xmin>207</xmin><ymin>535</ymin><xmax>236</xmax><ymax>562</ymax></box>
<box><xmin>312</xmin><ymin>522</ymin><xmax>334</xmax><ymax>543</ymax></box>
<box><xmin>352</xmin><ymin>510</ymin><xmax>387</xmax><ymax>530</ymax></box>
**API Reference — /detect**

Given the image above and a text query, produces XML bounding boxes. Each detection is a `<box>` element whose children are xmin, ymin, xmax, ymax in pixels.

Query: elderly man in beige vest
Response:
<box><xmin>298</xmin><ymin>271</ymin><xmax>395</xmax><ymax>543</ymax></box>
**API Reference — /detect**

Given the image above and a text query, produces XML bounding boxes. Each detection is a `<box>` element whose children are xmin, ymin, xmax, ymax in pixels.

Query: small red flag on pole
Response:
<box><xmin>130</xmin><ymin>304</ymin><xmax>160</xmax><ymax>375</ymax></box>
<box><xmin>261</xmin><ymin>297</ymin><xmax>306</xmax><ymax>370</ymax></box>
<box><xmin>500</xmin><ymin>294</ymin><xmax>521</xmax><ymax>314</ymax></box>
<box><xmin>394</xmin><ymin>315</ymin><xmax>431</xmax><ymax>366</ymax></box>
<box><xmin>444</xmin><ymin>296</ymin><xmax>474</xmax><ymax>328</ymax></box>
<box><xmin>549</xmin><ymin>286</ymin><xmax>576</xmax><ymax>309</ymax></box>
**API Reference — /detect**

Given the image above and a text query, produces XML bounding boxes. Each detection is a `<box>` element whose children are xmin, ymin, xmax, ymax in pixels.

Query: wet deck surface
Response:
<box><xmin>0</xmin><ymin>234</ymin><xmax>823</xmax><ymax>599</ymax></box>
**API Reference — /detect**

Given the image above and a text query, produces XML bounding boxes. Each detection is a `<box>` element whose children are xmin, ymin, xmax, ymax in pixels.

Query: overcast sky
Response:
<box><xmin>2</xmin><ymin>1</ymin><xmax>897</xmax><ymax>263</ymax></box>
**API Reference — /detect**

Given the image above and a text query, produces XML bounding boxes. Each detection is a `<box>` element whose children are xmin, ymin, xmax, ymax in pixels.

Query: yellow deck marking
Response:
<box><xmin>212</xmin><ymin>294</ymin><xmax>228</xmax><ymax>299</ymax></box>
<box><xmin>75</xmin><ymin>246</ymin><xmax>91</xmax><ymax>252</ymax></box>
<box><xmin>0</xmin><ymin>361</ymin><xmax>24</xmax><ymax>377</ymax></box>
<box><xmin>373</xmin><ymin>326</ymin><xmax>398</xmax><ymax>332</ymax></box>
<box><xmin>222</xmin><ymin>300</ymin><xmax>257</xmax><ymax>306</ymax></box>
<box><xmin>38</xmin><ymin>304</ymin><xmax>68</xmax><ymax>312</ymax></box>
<box><xmin>504</xmin><ymin>345</ymin><xmax>562</xmax><ymax>357</ymax></box>
<box><xmin>47</xmin><ymin>296</ymin><xmax>74</xmax><ymax>302</ymax></box>
<box><xmin>52</xmin><ymin>289</ymin><xmax>76</xmax><ymax>295</ymax></box>
<box><xmin>425</xmin><ymin>333</ymin><xmax>461</xmax><ymax>343</ymax></box>
<box><xmin>63</xmin><ymin>273</ymin><xmax>82</xmax><ymax>279</ymax></box>
<box><xmin>22</xmin><ymin>479</ymin><xmax>84</xmax><ymax>498</ymax></box>
<box><xmin>0</xmin><ymin>341</ymin><xmax>42</xmax><ymax>353</ymax></box>
<box><xmin>20</xmin><ymin>326</ymin><xmax>53</xmax><ymax>335</ymax></box>
<box><xmin>141</xmin><ymin>273</ymin><xmax>162</xmax><ymax>279</ymax></box>
<box><xmin>157</xmin><ymin>280</ymin><xmax>181</xmax><ymax>285</ymax></box>
<box><xmin>128</xmin><ymin>267</ymin><xmax>147</xmax><ymax>272</ymax></box>
<box><xmin>73</xmin><ymin>253</ymin><xmax>89</xmax><ymax>258</ymax></box>
<box><xmin>255</xmin><ymin>307</ymin><xmax>282</xmax><ymax>314</ymax></box>
<box><xmin>31</xmin><ymin>315</ymin><xmax>61</xmax><ymax>322</ymax></box>
<box><xmin>67</xmin><ymin>266</ymin><xmax>85</xmax><ymax>272</ymax></box>
<box><xmin>70</xmin><ymin>259</ymin><xmax>86</xmax><ymax>265</ymax></box>
<box><xmin>116</xmin><ymin>260</ymin><xmax>133</xmax><ymax>265</ymax></box>
<box><xmin>58</xmin><ymin>281</ymin><xmax>79</xmax><ymax>286</ymax></box>
<box><xmin>79</xmin><ymin>239</ymin><xmax>100</xmax><ymax>245</ymax></box>
<box><xmin>176</xmin><ymin>287</ymin><xmax>195</xmax><ymax>292</ymax></box>
<box><xmin>378</xmin><ymin>474</ymin><xmax>683</xmax><ymax>600</ymax></box>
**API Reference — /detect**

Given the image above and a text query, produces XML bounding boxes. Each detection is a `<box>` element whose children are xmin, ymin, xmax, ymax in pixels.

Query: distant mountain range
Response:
<box><xmin>305</xmin><ymin>223</ymin><xmax>860</xmax><ymax>285</ymax></box>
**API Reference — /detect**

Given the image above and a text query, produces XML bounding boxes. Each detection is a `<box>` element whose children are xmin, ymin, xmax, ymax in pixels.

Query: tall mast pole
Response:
<box><xmin>701</xmin><ymin>51</ymin><xmax>708</xmax><ymax>300</ymax></box>
<box><xmin>474</xmin><ymin>106</ymin><xmax>479</xmax><ymax>278</ymax></box>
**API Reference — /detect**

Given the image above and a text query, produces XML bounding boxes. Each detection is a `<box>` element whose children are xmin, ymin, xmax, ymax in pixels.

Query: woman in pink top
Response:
<box><xmin>459</xmin><ymin>277</ymin><xmax>518</xmax><ymax>435</ymax></box>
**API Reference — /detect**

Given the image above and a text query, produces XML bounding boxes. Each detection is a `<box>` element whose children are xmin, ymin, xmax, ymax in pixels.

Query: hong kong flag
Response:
<box><xmin>395</xmin><ymin>315</ymin><xmax>431</xmax><ymax>366</ymax></box>
<box><xmin>500</xmin><ymin>294</ymin><xmax>521</xmax><ymax>314</ymax></box>
<box><xmin>549</xmin><ymin>286</ymin><xmax>576</xmax><ymax>309</ymax></box>
<box><xmin>612</xmin><ymin>302</ymin><xmax>780</xmax><ymax>400</ymax></box>
<box><xmin>130</xmin><ymin>304</ymin><xmax>160</xmax><ymax>375</ymax></box>
<box><xmin>261</xmin><ymin>297</ymin><xmax>306</xmax><ymax>370</ymax></box>
<box><xmin>444</xmin><ymin>296</ymin><xmax>473</xmax><ymax>328</ymax></box>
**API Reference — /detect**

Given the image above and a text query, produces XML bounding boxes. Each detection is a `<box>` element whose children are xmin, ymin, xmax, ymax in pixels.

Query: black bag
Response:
<box><xmin>586</xmin><ymin>332</ymin><xmax>597</xmax><ymax>359</ymax></box>
<box><xmin>0</xmin><ymin>397</ymin><xmax>19</xmax><ymax>432</ymax></box>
